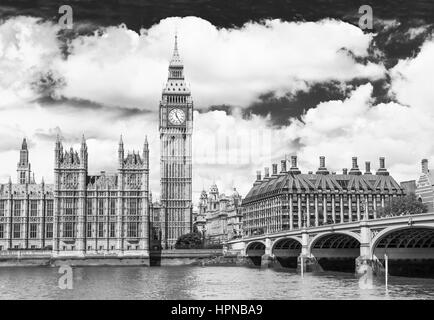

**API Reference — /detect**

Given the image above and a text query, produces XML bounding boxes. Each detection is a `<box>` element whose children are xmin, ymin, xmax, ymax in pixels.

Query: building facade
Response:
<box><xmin>0</xmin><ymin>135</ymin><xmax>150</xmax><ymax>256</ymax></box>
<box><xmin>159</xmin><ymin>35</ymin><xmax>193</xmax><ymax>248</ymax></box>
<box><xmin>197</xmin><ymin>184</ymin><xmax>243</xmax><ymax>243</ymax></box>
<box><xmin>415</xmin><ymin>159</ymin><xmax>434</xmax><ymax>210</ymax></box>
<box><xmin>242</xmin><ymin>156</ymin><xmax>405</xmax><ymax>237</ymax></box>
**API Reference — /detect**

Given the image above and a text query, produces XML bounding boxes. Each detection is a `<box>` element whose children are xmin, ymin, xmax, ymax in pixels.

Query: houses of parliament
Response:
<box><xmin>0</xmin><ymin>36</ymin><xmax>193</xmax><ymax>257</ymax></box>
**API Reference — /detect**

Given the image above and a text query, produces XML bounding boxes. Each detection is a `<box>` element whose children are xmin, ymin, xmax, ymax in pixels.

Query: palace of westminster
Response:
<box><xmin>0</xmin><ymin>36</ymin><xmax>193</xmax><ymax>256</ymax></box>
<box><xmin>0</xmin><ymin>36</ymin><xmax>431</xmax><ymax>258</ymax></box>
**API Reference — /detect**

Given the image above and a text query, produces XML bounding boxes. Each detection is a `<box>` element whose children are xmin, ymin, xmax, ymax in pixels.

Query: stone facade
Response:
<box><xmin>0</xmin><ymin>136</ymin><xmax>150</xmax><ymax>256</ymax></box>
<box><xmin>415</xmin><ymin>159</ymin><xmax>434</xmax><ymax>210</ymax></box>
<box><xmin>242</xmin><ymin>156</ymin><xmax>405</xmax><ymax>237</ymax></box>
<box><xmin>196</xmin><ymin>184</ymin><xmax>243</xmax><ymax>243</ymax></box>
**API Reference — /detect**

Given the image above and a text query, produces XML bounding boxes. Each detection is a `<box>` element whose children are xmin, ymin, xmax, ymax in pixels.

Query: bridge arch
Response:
<box><xmin>271</xmin><ymin>237</ymin><xmax>302</xmax><ymax>269</ymax></box>
<box><xmin>308</xmin><ymin>231</ymin><xmax>361</xmax><ymax>252</ymax></box>
<box><xmin>371</xmin><ymin>225</ymin><xmax>434</xmax><ymax>278</ymax></box>
<box><xmin>271</xmin><ymin>236</ymin><xmax>302</xmax><ymax>252</ymax></box>
<box><xmin>245</xmin><ymin>241</ymin><xmax>266</xmax><ymax>266</ymax></box>
<box><xmin>309</xmin><ymin>231</ymin><xmax>361</xmax><ymax>273</ymax></box>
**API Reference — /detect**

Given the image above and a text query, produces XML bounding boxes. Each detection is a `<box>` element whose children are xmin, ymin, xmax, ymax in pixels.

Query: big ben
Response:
<box><xmin>159</xmin><ymin>35</ymin><xmax>193</xmax><ymax>248</ymax></box>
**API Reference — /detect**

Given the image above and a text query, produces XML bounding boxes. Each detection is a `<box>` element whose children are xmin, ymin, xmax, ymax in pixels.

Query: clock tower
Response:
<box><xmin>159</xmin><ymin>35</ymin><xmax>193</xmax><ymax>248</ymax></box>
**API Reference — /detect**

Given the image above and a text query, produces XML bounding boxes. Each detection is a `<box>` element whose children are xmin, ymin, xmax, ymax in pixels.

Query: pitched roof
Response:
<box><xmin>243</xmin><ymin>172</ymin><xmax>404</xmax><ymax>204</ymax></box>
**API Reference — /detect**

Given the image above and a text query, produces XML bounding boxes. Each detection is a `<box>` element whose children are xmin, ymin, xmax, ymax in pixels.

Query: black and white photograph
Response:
<box><xmin>0</xmin><ymin>0</ymin><xmax>434</xmax><ymax>304</ymax></box>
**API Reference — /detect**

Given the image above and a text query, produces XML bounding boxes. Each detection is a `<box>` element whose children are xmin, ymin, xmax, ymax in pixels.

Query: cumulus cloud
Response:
<box><xmin>0</xmin><ymin>15</ymin><xmax>433</xmax><ymax>204</ymax></box>
<box><xmin>55</xmin><ymin>17</ymin><xmax>386</xmax><ymax>109</ymax></box>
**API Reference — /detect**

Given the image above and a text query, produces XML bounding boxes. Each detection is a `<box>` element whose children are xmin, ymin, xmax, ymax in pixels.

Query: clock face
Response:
<box><xmin>168</xmin><ymin>108</ymin><xmax>185</xmax><ymax>125</ymax></box>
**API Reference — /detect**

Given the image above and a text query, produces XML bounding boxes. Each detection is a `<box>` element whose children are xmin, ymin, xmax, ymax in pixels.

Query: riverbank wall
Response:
<box><xmin>149</xmin><ymin>249</ymin><xmax>224</xmax><ymax>266</ymax></box>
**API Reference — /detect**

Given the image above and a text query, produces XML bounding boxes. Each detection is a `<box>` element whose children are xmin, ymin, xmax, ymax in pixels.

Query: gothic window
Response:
<box><xmin>13</xmin><ymin>201</ymin><xmax>22</xmax><ymax>217</ymax></box>
<box><xmin>86</xmin><ymin>222</ymin><xmax>92</xmax><ymax>238</ymax></box>
<box><xmin>65</xmin><ymin>199</ymin><xmax>74</xmax><ymax>215</ymax></box>
<box><xmin>110</xmin><ymin>199</ymin><xmax>116</xmax><ymax>215</ymax></box>
<box><xmin>13</xmin><ymin>224</ymin><xmax>20</xmax><ymax>238</ymax></box>
<box><xmin>109</xmin><ymin>222</ymin><xmax>116</xmax><ymax>238</ymax></box>
<box><xmin>45</xmin><ymin>224</ymin><xmax>53</xmax><ymax>239</ymax></box>
<box><xmin>30</xmin><ymin>200</ymin><xmax>38</xmax><ymax>217</ymax></box>
<box><xmin>127</xmin><ymin>199</ymin><xmax>138</xmax><ymax>215</ymax></box>
<box><xmin>0</xmin><ymin>224</ymin><xmax>3</xmax><ymax>238</ymax></box>
<box><xmin>87</xmin><ymin>199</ymin><xmax>93</xmax><ymax>215</ymax></box>
<box><xmin>63</xmin><ymin>222</ymin><xmax>74</xmax><ymax>238</ymax></box>
<box><xmin>98</xmin><ymin>199</ymin><xmax>104</xmax><ymax>215</ymax></box>
<box><xmin>46</xmin><ymin>200</ymin><xmax>53</xmax><ymax>217</ymax></box>
<box><xmin>98</xmin><ymin>222</ymin><xmax>104</xmax><ymax>238</ymax></box>
<box><xmin>30</xmin><ymin>223</ymin><xmax>37</xmax><ymax>239</ymax></box>
<box><xmin>127</xmin><ymin>222</ymin><xmax>138</xmax><ymax>237</ymax></box>
<box><xmin>0</xmin><ymin>200</ymin><xmax>4</xmax><ymax>217</ymax></box>
<box><xmin>20</xmin><ymin>172</ymin><xmax>26</xmax><ymax>184</ymax></box>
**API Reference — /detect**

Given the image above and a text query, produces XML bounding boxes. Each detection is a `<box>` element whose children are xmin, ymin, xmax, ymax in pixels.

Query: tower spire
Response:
<box><xmin>169</xmin><ymin>33</ymin><xmax>182</xmax><ymax>67</ymax></box>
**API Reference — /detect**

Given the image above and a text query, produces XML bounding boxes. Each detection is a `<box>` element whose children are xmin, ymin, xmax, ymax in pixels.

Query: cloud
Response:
<box><xmin>0</xmin><ymin>15</ymin><xmax>433</xmax><ymax>204</ymax></box>
<box><xmin>54</xmin><ymin>17</ymin><xmax>386</xmax><ymax>110</ymax></box>
<box><xmin>390</xmin><ymin>36</ymin><xmax>434</xmax><ymax>113</ymax></box>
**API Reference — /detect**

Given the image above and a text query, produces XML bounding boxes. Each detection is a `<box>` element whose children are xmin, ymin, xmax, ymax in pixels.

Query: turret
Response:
<box><xmin>80</xmin><ymin>134</ymin><xmax>88</xmax><ymax>168</ymax></box>
<box><xmin>143</xmin><ymin>135</ymin><xmax>149</xmax><ymax>170</ymax></box>
<box><xmin>118</xmin><ymin>135</ymin><xmax>124</xmax><ymax>167</ymax></box>
<box><xmin>17</xmin><ymin>138</ymin><xmax>32</xmax><ymax>184</ymax></box>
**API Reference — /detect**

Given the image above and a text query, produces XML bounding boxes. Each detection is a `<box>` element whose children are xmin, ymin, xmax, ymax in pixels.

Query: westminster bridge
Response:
<box><xmin>226</xmin><ymin>212</ymin><xmax>434</xmax><ymax>277</ymax></box>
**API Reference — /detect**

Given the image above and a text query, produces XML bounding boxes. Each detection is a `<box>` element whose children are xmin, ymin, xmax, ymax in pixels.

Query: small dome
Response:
<box><xmin>209</xmin><ymin>183</ymin><xmax>219</xmax><ymax>194</ymax></box>
<box><xmin>232</xmin><ymin>187</ymin><xmax>240</xmax><ymax>198</ymax></box>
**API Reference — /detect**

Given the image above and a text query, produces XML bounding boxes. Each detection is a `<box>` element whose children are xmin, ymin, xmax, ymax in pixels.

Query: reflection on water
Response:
<box><xmin>0</xmin><ymin>266</ymin><xmax>433</xmax><ymax>300</ymax></box>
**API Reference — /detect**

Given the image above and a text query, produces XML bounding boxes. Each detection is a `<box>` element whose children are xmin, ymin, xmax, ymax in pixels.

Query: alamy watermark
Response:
<box><xmin>58</xmin><ymin>265</ymin><xmax>73</xmax><ymax>290</ymax></box>
<box><xmin>58</xmin><ymin>5</ymin><xmax>73</xmax><ymax>29</ymax></box>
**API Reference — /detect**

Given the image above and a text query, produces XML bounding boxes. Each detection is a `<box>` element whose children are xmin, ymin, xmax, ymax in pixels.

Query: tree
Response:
<box><xmin>377</xmin><ymin>193</ymin><xmax>427</xmax><ymax>218</ymax></box>
<box><xmin>174</xmin><ymin>232</ymin><xmax>203</xmax><ymax>249</ymax></box>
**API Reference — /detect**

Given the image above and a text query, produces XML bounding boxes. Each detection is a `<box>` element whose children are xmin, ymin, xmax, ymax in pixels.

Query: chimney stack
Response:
<box><xmin>343</xmin><ymin>168</ymin><xmax>348</xmax><ymax>175</ymax></box>
<box><xmin>376</xmin><ymin>157</ymin><xmax>389</xmax><ymax>176</ymax></box>
<box><xmin>280</xmin><ymin>160</ymin><xmax>287</xmax><ymax>173</ymax></box>
<box><xmin>349</xmin><ymin>157</ymin><xmax>361</xmax><ymax>175</ymax></box>
<box><xmin>365</xmin><ymin>161</ymin><xmax>371</xmax><ymax>174</ymax></box>
<box><xmin>289</xmin><ymin>156</ymin><xmax>301</xmax><ymax>174</ymax></box>
<box><xmin>272</xmin><ymin>163</ymin><xmax>278</xmax><ymax>175</ymax></box>
<box><xmin>256</xmin><ymin>170</ymin><xmax>262</xmax><ymax>181</ymax></box>
<box><xmin>422</xmin><ymin>159</ymin><xmax>429</xmax><ymax>174</ymax></box>
<box><xmin>316</xmin><ymin>156</ymin><xmax>329</xmax><ymax>175</ymax></box>
<box><xmin>264</xmin><ymin>167</ymin><xmax>270</xmax><ymax>178</ymax></box>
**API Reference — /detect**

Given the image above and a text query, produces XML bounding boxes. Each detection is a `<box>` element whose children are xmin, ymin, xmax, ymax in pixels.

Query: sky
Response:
<box><xmin>0</xmin><ymin>1</ymin><xmax>433</xmax><ymax>204</ymax></box>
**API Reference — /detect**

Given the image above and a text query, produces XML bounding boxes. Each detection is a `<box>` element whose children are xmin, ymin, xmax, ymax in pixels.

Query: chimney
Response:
<box><xmin>256</xmin><ymin>170</ymin><xmax>262</xmax><ymax>181</ymax></box>
<box><xmin>422</xmin><ymin>159</ymin><xmax>429</xmax><ymax>174</ymax></box>
<box><xmin>280</xmin><ymin>160</ymin><xmax>287</xmax><ymax>173</ymax></box>
<box><xmin>343</xmin><ymin>168</ymin><xmax>348</xmax><ymax>175</ymax></box>
<box><xmin>272</xmin><ymin>163</ymin><xmax>278</xmax><ymax>175</ymax></box>
<box><xmin>289</xmin><ymin>156</ymin><xmax>301</xmax><ymax>174</ymax></box>
<box><xmin>376</xmin><ymin>157</ymin><xmax>389</xmax><ymax>176</ymax></box>
<box><xmin>364</xmin><ymin>161</ymin><xmax>371</xmax><ymax>174</ymax></box>
<box><xmin>253</xmin><ymin>170</ymin><xmax>262</xmax><ymax>186</ymax></box>
<box><xmin>316</xmin><ymin>156</ymin><xmax>329</xmax><ymax>175</ymax></box>
<box><xmin>264</xmin><ymin>167</ymin><xmax>270</xmax><ymax>178</ymax></box>
<box><xmin>349</xmin><ymin>157</ymin><xmax>361</xmax><ymax>175</ymax></box>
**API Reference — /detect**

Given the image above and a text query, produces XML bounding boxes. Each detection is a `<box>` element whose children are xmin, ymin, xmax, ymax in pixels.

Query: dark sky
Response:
<box><xmin>1</xmin><ymin>0</ymin><xmax>433</xmax><ymax>126</ymax></box>
<box><xmin>1</xmin><ymin>0</ymin><xmax>434</xmax><ymax>30</ymax></box>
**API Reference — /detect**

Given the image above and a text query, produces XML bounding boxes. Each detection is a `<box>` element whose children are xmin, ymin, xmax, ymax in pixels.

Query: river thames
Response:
<box><xmin>0</xmin><ymin>266</ymin><xmax>433</xmax><ymax>299</ymax></box>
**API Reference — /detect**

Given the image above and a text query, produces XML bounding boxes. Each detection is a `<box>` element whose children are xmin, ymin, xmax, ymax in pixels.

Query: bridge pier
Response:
<box><xmin>260</xmin><ymin>238</ymin><xmax>273</xmax><ymax>268</ymax></box>
<box><xmin>355</xmin><ymin>222</ymin><xmax>384</xmax><ymax>277</ymax></box>
<box><xmin>296</xmin><ymin>229</ymin><xmax>322</xmax><ymax>273</ymax></box>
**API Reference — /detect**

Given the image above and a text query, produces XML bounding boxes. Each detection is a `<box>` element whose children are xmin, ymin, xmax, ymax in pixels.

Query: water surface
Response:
<box><xmin>0</xmin><ymin>266</ymin><xmax>433</xmax><ymax>299</ymax></box>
